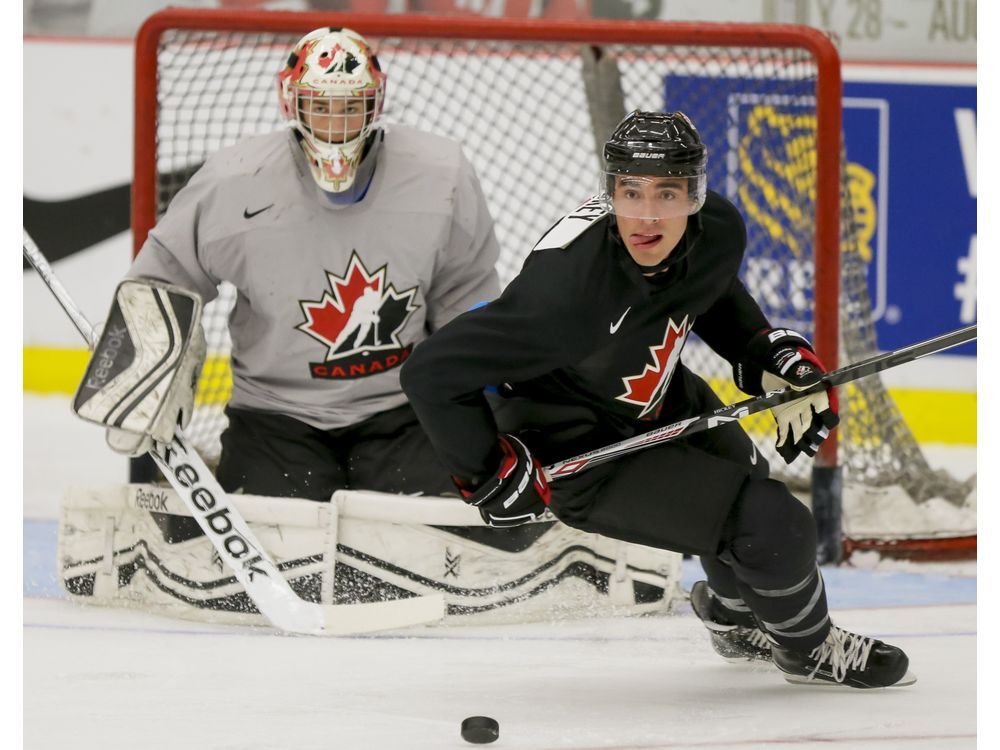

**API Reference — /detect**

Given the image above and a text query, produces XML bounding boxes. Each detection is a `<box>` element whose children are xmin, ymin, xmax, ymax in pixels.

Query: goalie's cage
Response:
<box><xmin>132</xmin><ymin>9</ymin><xmax>975</xmax><ymax>561</ymax></box>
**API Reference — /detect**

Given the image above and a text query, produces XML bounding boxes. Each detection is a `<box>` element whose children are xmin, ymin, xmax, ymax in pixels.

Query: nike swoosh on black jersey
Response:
<box><xmin>243</xmin><ymin>204</ymin><xmax>274</xmax><ymax>219</ymax></box>
<box><xmin>609</xmin><ymin>306</ymin><xmax>631</xmax><ymax>334</ymax></box>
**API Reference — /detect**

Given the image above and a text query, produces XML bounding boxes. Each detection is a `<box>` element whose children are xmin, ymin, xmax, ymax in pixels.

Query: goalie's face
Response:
<box><xmin>299</xmin><ymin>94</ymin><xmax>372</xmax><ymax>144</ymax></box>
<box><xmin>612</xmin><ymin>176</ymin><xmax>690</xmax><ymax>268</ymax></box>
<box><xmin>277</xmin><ymin>28</ymin><xmax>387</xmax><ymax>195</ymax></box>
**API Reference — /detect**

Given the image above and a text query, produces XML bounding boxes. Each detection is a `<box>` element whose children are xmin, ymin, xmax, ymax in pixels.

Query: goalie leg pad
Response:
<box><xmin>73</xmin><ymin>279</ymin><xmax>205</xmax><ymax>453</ymax></box>
<box><xmin>58</xmin><ymin>487</ymin><xmax>684</xmax><ymax>625</ymax></box>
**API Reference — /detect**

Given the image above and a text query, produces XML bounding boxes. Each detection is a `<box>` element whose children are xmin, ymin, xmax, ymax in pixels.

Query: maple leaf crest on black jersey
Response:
<box><xmin>297</xmin><ymin>251</ymin><xmax>420</xmax><ymax>380</ymax></box>
<box><xmin>617</xmin><ymin>316</ymin><xmax>692</xmax><ymax>419</ymax></box>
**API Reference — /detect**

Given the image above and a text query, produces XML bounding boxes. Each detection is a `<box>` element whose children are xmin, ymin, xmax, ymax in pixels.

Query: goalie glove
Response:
<box><xmin>734</xmin><ymin>328</ymin><xmax>840</xmax><ymax>464</ymax></box>
<box><xmin>73</xmin><ymin>279</ymin><xmax>206</xmax><ymax>456</ymax></box>
<box><xmin>454</xmin><ymin>434</ymin><xmax>552</xmax><ymax>528</ymax></box>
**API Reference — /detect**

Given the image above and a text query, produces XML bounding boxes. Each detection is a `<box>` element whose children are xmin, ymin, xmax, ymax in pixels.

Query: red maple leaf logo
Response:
<box><xmin>617</xmin><ymin>316</ymin><xmax>692</xmax><ymax>419</ymax></box>
<box><xmin>317</xmin><ymin>44</ymin><xmax>343</xmax><ymax>68</ymax></box>
<box><xmin>297</xmin><ymin>253</ymin><xmax>383</xmax><ymax>358</ymax></box>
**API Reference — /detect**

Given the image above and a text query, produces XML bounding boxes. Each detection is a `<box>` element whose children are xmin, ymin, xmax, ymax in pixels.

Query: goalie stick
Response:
<box><xmin>23</xmin><ymin>229</ymin><xmax>445</xmax><ymax>636</ymax></box>
<box><xmin>544</xmin><ymin>324</ymin><xmax>977</xmax><ymax>481</ymax></box>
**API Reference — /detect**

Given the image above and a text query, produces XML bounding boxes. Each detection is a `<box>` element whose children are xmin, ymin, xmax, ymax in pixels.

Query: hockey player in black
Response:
<box><xmin>401</xmin><ymin>111</ymin><xmax>915</xmax><ymax>689</ymax></box>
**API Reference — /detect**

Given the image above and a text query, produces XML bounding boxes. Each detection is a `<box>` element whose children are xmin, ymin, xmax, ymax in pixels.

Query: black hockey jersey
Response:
<box><xmin>400</xmin><ymin>190</ymin><xmax>771</xmax><ymax>481</ymax></box>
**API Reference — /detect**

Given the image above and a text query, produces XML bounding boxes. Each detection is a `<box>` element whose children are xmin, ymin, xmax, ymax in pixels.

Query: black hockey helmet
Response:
<box><xmin>604</xmin><ymin>110</ymin><xmax>707</xmax><ymax>177</ymax></box>
<box><xmin>601</xmin><ymin>110</ymin><xmax>708</xmax><ymax>218</ymax></box>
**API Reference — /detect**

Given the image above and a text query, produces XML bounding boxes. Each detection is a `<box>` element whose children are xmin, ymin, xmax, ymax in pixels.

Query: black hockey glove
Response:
<box><xmin>454</xmin><ymin>434</ymin><xmax>552</xmax><ymax>528</ymax></box>
<box><xmin>734</xmin><ymin>328</ymin><xmax>840</xmax><ymax>464</ymax></box>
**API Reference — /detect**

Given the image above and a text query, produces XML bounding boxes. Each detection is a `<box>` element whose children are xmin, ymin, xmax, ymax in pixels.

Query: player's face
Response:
<box><xmin>299</xmin><ymin>95</ymin><xmax>370</xmax><ymax>143</ymax></box>
<box><xmin>613</xmin><ymin>177</ymin><xmax>689</xmax><ymax>269</ymax></box>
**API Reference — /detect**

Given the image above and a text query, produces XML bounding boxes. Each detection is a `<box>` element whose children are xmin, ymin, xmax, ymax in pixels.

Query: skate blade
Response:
<box><xmin>720</xmin><ymin>655</ymin><xmax>773</xmax><ymax>665</ymax></box>
<box><xmin>782</xmin><ymin>669</ymin><xmax>918</xmax><ymax>688</ymax></box>
<box><xmin>894</xmin><ymin>669</ymin><xmax>918</xmax><ymax>687</ymax></box>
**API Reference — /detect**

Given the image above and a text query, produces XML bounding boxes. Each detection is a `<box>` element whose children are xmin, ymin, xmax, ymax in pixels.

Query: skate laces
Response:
<box><xmin>746</xmin><ymin>628</ymin><xmax>771</xmax><ymax>650</ymax></box>
<box><xmin>809</xmin><ymin>627</ymin><xmax>875</xmax><ymax>683</ymax></box>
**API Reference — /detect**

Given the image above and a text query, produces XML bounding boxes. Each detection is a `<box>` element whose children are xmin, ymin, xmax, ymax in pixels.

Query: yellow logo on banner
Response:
<box><xmin>737</xmin><ymin>106</ymin><xmax>815</xmax><ymax>258</ymax></box>
<box><xmin>736</xmin><ymin>105</ymin><xmax>876</xmax><ymax>262</ymax></box>
<box><xmin>845</xmin><ymin>162</ymin><xmax>877</xmax><ymax>263</ymax></box>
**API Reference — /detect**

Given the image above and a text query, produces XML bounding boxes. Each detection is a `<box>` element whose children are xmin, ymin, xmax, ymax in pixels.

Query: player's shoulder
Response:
<box><xmin>515</xmin><ymin>198</ymin><xmax>612</xmax><ymax>298</ymax></box>
<box><xmin>531</xmin><ymin>196</ymin><xmax>611</xmax><ymax>253</ymax></box>
<box><xmin>383</xmin><ymin>124</ymin><xmax>465</xmax><ymax>170</ymax></box>
<box><xmin>693</xmin><ymin>189</ymin><xmax>748</xmax><ymax>261</ymax></box>
<box><xmin>699</xmin><ymin>190</ymin><xmax>747</xmax><ymax>234</ymax></box>
<box><xmin>199</xmin><ymin>130</ymin><xmax>291</xmax><ymax>178</ymax></box>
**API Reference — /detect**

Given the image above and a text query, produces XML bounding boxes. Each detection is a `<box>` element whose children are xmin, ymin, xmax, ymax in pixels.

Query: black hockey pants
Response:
<box><xmin>498</xmin><ymin>378</ymin><xmax>832</xmax><ymax>651</ymax></box>
<box><xmin>216</xmin><ymin>402</ymin><xmax>456</xmax><ymax>500</ymax></box>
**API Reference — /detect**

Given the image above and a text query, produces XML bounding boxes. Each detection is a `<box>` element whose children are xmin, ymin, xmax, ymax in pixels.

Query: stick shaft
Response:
<box><xmin>23</xmin><ymin>230</ymin><xmax>99</xmax><ymax>347</ymax></box>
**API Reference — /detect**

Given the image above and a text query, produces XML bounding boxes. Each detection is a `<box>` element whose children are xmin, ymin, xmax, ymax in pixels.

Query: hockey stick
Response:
<box><xmin>23</xmin><ymin>229</ymin><xmax>445</xmax><ymax>635</ymax></box>
<box><xmin>544</xmin><ymin>324</ymin><xmax>977</xmax><ymax>480</ymax></box>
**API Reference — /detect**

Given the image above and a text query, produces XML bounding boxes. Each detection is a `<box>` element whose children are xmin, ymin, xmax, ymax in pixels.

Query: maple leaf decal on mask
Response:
<box><xmin>616</xmin><ymin>316</ymin><xmax>692</xmax><ymax>419</ymax></box>
<box><xmin>318</xmin><ymin>44</ymin><xmax>361</xmax><ymax>75</ymax></box>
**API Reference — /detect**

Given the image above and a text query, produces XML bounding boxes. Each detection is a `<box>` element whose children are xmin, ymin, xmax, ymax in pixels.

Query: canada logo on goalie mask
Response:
<box><xmin>297</xmin><ymin>252</ymin><xmax>420</xmax><ymax>379</ymax></box>
<box><xmin>317</xmin><ymin>44</ymin><xmax>361</xmax><ymax>75</ymax></box>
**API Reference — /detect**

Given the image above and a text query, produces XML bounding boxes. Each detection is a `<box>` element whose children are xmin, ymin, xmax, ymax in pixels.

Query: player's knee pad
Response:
<box><xmin>722</xmin><ymin>478</ymin><xmax>817</xmax><ymax>575</ymax></box>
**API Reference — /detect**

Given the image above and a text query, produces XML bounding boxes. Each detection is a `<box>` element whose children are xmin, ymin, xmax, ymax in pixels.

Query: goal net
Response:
<box><xmin>133</xmin><ymin>9</ymin><xmax>975</xmax><ymax>560</ymax></box>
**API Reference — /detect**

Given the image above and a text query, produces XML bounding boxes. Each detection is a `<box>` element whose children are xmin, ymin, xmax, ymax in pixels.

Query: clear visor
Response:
<box><xmin>600</xmin><ymin>173</ymin><xmax>707</xmax><ymax>219</ymax></box>
<box><xmin>295</xmin><ymin>89</ymin><xmax>381</xmax><ymax>145</ymax></box>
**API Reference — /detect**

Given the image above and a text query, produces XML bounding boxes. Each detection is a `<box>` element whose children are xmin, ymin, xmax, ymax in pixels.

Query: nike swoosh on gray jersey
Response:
<box><xmin>243</xmin><ymin>204</ymin><xmax>274</xmax><ymax>219</ymax></box>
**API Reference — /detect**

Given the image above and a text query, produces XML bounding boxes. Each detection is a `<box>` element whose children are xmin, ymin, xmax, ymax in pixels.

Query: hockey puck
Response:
<box><xmin>461</xmin><ymin>716</ymin><xmax>499</xmax><ymax>744</ymax></box>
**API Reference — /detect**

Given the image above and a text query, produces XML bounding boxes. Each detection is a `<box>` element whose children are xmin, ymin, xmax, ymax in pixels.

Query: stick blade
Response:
<box><xmin>319</xmin><ymin>594</ymin><xmax>446</xmax><ymax>636</ymax></box>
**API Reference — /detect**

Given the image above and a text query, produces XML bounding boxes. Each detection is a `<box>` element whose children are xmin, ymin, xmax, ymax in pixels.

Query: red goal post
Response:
<box><xmin>137</xmin><ymin>8</ymin><xmax>979</xmax><ymax>563</ymax></box>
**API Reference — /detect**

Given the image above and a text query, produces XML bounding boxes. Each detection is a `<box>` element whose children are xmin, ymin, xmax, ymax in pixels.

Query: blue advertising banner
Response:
<box><xmin>662</xmin><ymin>73</ymin><xmax>976</xmax><ymax>357</ymax></box>
<box><xmin>841</xmin><ymin>79</ymin><xmax>976</xmax><ymax>354</ymax></box>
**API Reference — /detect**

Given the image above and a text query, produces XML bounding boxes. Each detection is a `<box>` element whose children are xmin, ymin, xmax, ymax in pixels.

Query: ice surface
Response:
<box><xmin>23</xmin><ymin>594</ymin><xmax>976</xmax><ymax>750</ymax></box>
<box><xmin>22</xmin><ymin>394</ymin><xmax>979</xmax><ymax>749</ymax></box>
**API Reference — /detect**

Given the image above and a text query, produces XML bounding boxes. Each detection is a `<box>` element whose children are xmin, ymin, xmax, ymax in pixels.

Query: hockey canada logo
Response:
<box><xmin>318</xmin><ymin>44</ymin><xmax>361</xmax><ymax>75</ymax></box>
<box><xmin>617</xmin><ymin>316</ymin><xmax>692</xmax><ymax>419</ymax></box>
<box><xmin>297</xmin><ymin>252</ymin><xmax>420</xmax><ymax>380</ymax></box>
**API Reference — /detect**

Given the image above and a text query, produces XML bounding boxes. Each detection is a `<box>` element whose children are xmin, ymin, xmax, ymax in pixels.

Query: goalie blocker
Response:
<box><xmin>73</xmin><ymin>278</ymin><xmax>206</xmax><ymax>455</ymax></box>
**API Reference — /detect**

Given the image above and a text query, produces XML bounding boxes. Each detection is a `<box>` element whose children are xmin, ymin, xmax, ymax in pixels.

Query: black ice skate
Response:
<box><xmin>772</xmin><ymin>626</ymin><xmax>917</xmax><ymax>688</ymax></box>
<box><xmin>690</xmin><ymin>580</ymin><xmax>772</xmax><ymax>663</ymax></box>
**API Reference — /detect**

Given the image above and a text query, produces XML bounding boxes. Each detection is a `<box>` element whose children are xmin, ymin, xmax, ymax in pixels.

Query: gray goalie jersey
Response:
<box><xmin>129</xmin><ymin>126</ymin><xmax>501</xmax><ymax>430</ymax></box>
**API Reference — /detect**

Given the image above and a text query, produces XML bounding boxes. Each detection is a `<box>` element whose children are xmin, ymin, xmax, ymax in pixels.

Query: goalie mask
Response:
<box><xmin>600</xmin><ymin>110</ymin><xmax>708</xmax><ymax>220</ymax></box>
<box><xmin>278</xmin><ymin>27</ymin><xmax>387</xmax><ymax>201</ymax></box>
